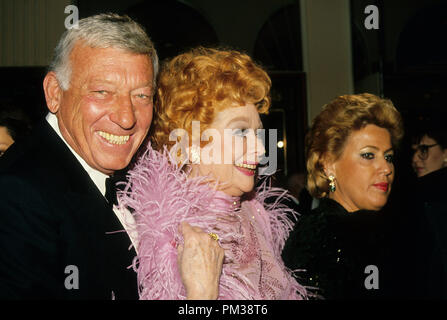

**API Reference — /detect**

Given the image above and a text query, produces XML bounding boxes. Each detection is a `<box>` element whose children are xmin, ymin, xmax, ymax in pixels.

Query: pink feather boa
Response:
<box><xmin>117</xmin><ymin>145</ymin><xmax>308</xmax><ymax>300</ymax></box>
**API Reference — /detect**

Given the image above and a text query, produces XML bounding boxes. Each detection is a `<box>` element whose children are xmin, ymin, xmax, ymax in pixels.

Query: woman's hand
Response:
<box><xmin>177</xmin><ymin>222</ymin><xmax>224</xmax><ymax>300</ymax></box>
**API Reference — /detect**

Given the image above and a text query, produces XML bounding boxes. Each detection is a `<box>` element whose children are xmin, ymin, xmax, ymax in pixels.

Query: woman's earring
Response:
<box><xmin>328</xmin><ymin>175</ymin><xmax>336</xmax><ymax>193</ymax></box>
<box><xmin>189</xmin><ymin>144</ymin><xmax>201</xmax><ymax>164</ymax></box>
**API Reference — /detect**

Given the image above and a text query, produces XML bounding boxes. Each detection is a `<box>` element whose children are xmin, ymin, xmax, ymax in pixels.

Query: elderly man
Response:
<box><xmin>0</xmin><ymin>13</ymin><xmax>223</xmax><ymax>299</ymax></box>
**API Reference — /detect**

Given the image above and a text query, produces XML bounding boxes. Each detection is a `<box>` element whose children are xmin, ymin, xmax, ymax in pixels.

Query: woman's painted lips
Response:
<box><xmin>234</xmin><ymin>162</ymin><xmax>257</xmax><ymax>176</ymax></box>
<box><xmin>373</xmin><ymin>182</ymin><xmax>389</xmax><ymax>192</ymax></box>
<box><xmin>414</xmin><ymin>167</ymin><xmax>424</xmax><ymax>174</ymax></box>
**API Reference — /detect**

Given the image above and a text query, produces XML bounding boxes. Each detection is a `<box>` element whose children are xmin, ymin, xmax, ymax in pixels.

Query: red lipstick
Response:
<box><xmin>373</xmin><ymin>182</ymin><xmax>388</xmax><ymax>192</ymax></box>
<box><xmin>234</xmin><ymin>162</ymin><xmax>258</xmax><ymax>176</ymax></box>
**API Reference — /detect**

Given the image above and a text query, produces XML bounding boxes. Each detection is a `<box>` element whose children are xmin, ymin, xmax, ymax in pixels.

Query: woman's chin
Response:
<box><xmin>364</xmin><ymin>199</ymin><xmax>388</xmax><ymax>211</ymax></box>
<box><xmin>222</xmin><ymin>188</ymin><xmax>245</xmax><ymax>197</ymax></box>
<box><xmin>221</xmin><ymin>184</ymin><xmax>254</xmax><ymax>197</ymax></box>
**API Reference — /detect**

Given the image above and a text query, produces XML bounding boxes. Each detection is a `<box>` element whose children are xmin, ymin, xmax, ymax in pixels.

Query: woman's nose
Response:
<box><xmin>251</xmin><ymin>131</ymin><xmax>266</xmax><ymax>162</ymax></box>
<box><xmin>256</xmin><ymin>135</ymin><xmax>266</xmax><ymax>159</ymax></box>
<box><xmin>379</xmin><ymin>157</ymin><xmax>393</xmax><ymax>176</ymax></box>
<box><xmin>243</xmin><ymin>131</ymin><xmax>265</xmax><ymax>163</ymax></box>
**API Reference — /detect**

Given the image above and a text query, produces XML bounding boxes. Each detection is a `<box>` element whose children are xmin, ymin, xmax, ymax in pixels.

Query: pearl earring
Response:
<box><xmin>189</xmin><ymin>144</ymin><xmax>201</xmax><ymax>164</ymax></box>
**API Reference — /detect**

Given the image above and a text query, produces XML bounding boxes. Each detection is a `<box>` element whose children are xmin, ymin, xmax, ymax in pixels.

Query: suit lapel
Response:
<box><xmin>29</xmin><ymin>120</ymin><xmax>138</xmax><ymax>298</ymax></box>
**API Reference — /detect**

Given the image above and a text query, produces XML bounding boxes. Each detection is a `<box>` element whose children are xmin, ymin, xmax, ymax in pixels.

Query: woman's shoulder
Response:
<box><xmin>289</xmin><ymin>198</ymin><xmax>342</xmax><ymax>232</ymax></box>
<box><xmin>313</xmin><ymin>198</ymin><xmax>347</xmax><ymax>216</ymax></box>
<box><xmin>284</xmin><ymin>198</ymin><xmax>348</xmax><ymax>255</ymax></box>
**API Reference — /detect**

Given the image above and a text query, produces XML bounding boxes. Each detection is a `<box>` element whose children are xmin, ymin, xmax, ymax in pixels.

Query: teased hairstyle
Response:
<box><xmin>48</xmin><ymin>13</ymin><xmax>158</xmax><ymax>90</ymax></box>
<box><xmin>306</xmin><ymin>93</ymin><xmax>404</xmax><ymax>198</ymax></box>
<box><xmin>152</xmin><ymin>47</ymin><xmax>271</xmax><ymax>150</ymax></box>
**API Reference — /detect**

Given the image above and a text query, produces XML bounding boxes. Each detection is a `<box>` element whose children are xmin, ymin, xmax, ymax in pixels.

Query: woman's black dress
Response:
<box><xmin>282</xmin><ymin>198</ymin><xmax>389</xmax><ymax>299</ymax></box>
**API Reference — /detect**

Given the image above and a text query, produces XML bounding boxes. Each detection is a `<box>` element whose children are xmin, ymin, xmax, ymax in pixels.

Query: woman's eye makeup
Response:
<box><xmin>384</xmin><ymin>153</ymin><xmax>394</xmax><ymax>163</ymax></box>
<box><xmin>361</xmin><ymin>152</ymin><xmax>375</xmax><ymax>160</ymax></box>
<box><xmin>232</xmin><ymin>128</ymin><xmax>250</xmax><ymax>137</ymax></box>
<box><xmin>360</xmin><ymin>151</ymin><xmax>394</xmax><ymax>163</ymax></box>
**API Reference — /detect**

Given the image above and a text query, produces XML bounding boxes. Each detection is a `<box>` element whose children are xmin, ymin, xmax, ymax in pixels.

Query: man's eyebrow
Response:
<box><xmin>89</xmin><ymin>79</ymin><xmax>152</xmax><ymax>88</ymax></box>
<box><xmin>89</xmin><ymin>79</ymin><xmax>115</xmax><ymax>85</ymax></box>
<box><xmin>131</xmin><ymin>86</ymin><xmax>153</xmax><ymax>93</ymax></box>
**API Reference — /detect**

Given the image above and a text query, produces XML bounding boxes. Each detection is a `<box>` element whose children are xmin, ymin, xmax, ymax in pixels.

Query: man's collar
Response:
<box><xmin>45</xmin><ymin>112</ymin><xmax>108</xmax><ymax>196</ymax></box>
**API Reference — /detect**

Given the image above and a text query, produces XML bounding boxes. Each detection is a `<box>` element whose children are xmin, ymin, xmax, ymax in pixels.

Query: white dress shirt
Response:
<box><xmin>46</xmin><ymin>113</ymin><xmax>138</xmax><ymax>252</ymax></box>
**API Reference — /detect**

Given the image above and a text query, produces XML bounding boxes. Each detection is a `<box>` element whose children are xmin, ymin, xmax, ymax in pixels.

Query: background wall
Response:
<box><xmin>300</xmin><ymin>0</ymin><xmax>354</xmax><ymax>123</ymax></box>
<box><xmin>0</xmin><ymin>0</ymin><xmax>71</xmax><ymax>66</ymax></box>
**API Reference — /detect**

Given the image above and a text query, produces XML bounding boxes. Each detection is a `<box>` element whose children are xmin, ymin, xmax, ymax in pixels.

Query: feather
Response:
<box><xmin>117</xmin><ymin>145</ymin><xmax>308</xmax><ymax>300</ymax></box>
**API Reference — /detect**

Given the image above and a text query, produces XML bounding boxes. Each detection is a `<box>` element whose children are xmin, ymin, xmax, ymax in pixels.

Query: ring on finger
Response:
<box><xmin>208</xmin><ymin>232</ymin><xmax>219</xmax><ymax>241</ymax></box>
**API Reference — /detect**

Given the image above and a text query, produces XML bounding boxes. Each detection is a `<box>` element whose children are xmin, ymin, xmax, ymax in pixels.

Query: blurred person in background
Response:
<box><xmin>0</xmin><ymin>103</ymin><xmax>32</xmax><ymax>157</ymax></box>
<box><xmin>411</xmin><ymin>119</ymin><xmax>447</xmax><ymax>178</ymax></box>
<box><xmin>409</xmin><ymin>116</ymin><xmax>447</xmax><ymax>298</ymax></box>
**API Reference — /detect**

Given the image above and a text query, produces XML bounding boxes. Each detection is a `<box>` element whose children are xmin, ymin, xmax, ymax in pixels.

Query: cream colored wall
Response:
<box><xmin>300</xmin><ymin>0</ymin><xmax>354</xmax><ymax>124</ymax></box>
<box><xmin>0</xmin><ymin>0</ymin><xmax>72</xmax><ymax>66</ymax></box>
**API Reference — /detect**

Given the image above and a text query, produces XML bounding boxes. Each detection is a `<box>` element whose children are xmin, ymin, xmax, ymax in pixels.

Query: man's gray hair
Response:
<box><xmin>48</xmin><ymin>13</ymin><xmax>159</xmax><ymax>90</ymax></box>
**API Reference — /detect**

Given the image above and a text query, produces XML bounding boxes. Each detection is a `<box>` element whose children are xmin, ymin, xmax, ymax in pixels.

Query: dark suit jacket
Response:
<box><xmin>0</xmin><ymin>120</ymin><xmax>138</xmax><ymax>299</ymax></box>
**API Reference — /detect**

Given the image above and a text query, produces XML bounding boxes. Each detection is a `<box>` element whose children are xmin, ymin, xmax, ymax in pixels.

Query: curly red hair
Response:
<box><xmin>151</xmin><ymin>47</ymin><xmax>271</xmax><ymax>150</ymax></box>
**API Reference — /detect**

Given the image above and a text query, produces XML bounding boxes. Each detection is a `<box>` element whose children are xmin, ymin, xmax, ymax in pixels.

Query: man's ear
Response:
<box><xmin>43</xmin><ymin>72</ymin><xmax>63</xmax><ymax>114</ymax></box>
